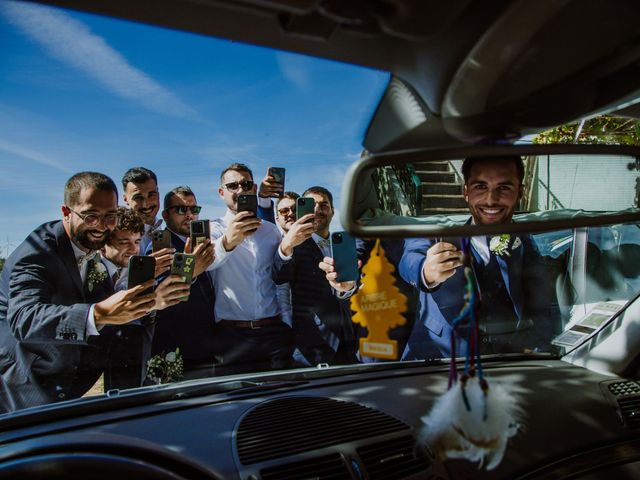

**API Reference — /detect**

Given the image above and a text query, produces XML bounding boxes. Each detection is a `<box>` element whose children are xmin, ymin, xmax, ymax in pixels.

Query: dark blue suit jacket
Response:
<box><xmin>0</xmin><ymin>221</ymin><xmax>117</xmax><ymax>411</ymax></box>
<box><xmin>146</xmin><ymin>231</ymin><xmax>216</xmax><ymax>369</ymax></box>
<box><xmin>273</xmin><ymin>238</ymin><xmax>356</xmax><ymax>365</ymax></box>
<box><xmin>400</xmin><ymin>233</ymin><xmax>560</xmax><ymax>360</ymax></box>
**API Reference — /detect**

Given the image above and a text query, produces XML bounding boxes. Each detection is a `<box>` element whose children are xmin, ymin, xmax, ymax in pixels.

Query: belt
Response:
<box><xmin>219</xmin><ymin>315</ymin><xmax>282</xmax><ymax>329</ymax></box>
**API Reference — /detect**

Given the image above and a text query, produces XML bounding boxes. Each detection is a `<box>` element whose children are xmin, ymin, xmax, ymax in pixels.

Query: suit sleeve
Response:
<box><xmin>257</xmin><ymin>197</ymin><xmax>275</xmax><ymax>224</ymax></box>
<box><xmin>399</xmin><ymin>238</ymin><xmax>432</xmax><ymax>292</ymax></box>
<box><xmin>273</xmin><ymin>245</ymin><xmax>295</xmax><ymax>285</ymax></box>
<box><xmin>7</xmin><ymin>254</ymin><xmax>91</xmax><ymax>344</ymax></box>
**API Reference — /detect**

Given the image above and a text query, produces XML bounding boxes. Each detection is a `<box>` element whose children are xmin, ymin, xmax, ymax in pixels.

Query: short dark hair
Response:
<box><xmin>220</xmin><ymin>163</ymin><xmax>253</xmax><ymax>183</ymax></box>
<box><xmin>64</xmin><ymin>172</ymin><xmax>118</xmax><ymax>207</ymax></box>
<box><xmin>276</xmin><ymin>191</ymin><xmax>299</xmax><ymax>209</ymax></box>
<box><xmin>113</xmin><ymin>206</ymin><xmax>145</xmax><ymax>235</ymax></box>
<box><xmin>164</xmin><ymin>186</ymin><xmax>196</xmax><ymax>210</ymax></box>
<box><xmin>461</xmin><ymin>155</ymin><xmax>525</xmax><ymax>185</ymax></box>
<box><xmin>303</xmin><ymin>186</ymin><xmax>333</xmax><ymax>208</ymax></box>
<box><xmin>121</xmin><ymin>167</ymin><xmax>158</xmax><ymax>190</ymax></box>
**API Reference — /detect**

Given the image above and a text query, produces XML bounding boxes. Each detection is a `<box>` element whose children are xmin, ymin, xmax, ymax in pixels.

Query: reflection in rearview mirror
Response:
<box><xmin>342</xmin><ymin>145</ymin><xmax>640</xmax><ymax>237</ymax></box>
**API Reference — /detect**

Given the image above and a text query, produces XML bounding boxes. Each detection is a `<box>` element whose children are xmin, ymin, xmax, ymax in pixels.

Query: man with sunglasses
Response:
<box><xmin>0</xmin><ymin>172</ymin><xmax>157</xmax><ymax>412</ymax></box>
<box><xmin>275</xmin><ymin>191</ymin><xmax>300</xmax><ymax>234</ymax></box>
<box><xmin>209</xmin><ymin>163</ymin><xmax>292</xmax><ymax>375</ymax></box>
<box><xmin>145</xmin><ymin>186</ymin><xmax>216</xmax><ymax>377</ymax></box>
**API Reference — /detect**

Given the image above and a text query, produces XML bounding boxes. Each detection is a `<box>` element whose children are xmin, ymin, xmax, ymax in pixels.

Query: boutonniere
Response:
<box><xmin>87</xmin><ymin>260</ymin><xmax>108</xmax><ymax>291</ymax></box>
<box><xmin>489</xmin><ymin>235</ymin><xmax>522</xmax><ymax>257</ymax></box>
<box><xmin>146</xmin><ymin>348</ymin><xmax>184</xmax><ymax>384</ymax></box>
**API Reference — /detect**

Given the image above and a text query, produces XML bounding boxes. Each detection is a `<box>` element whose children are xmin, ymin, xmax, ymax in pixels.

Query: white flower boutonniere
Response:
<box><xmin>489</xmin><ymin>234</ymin><xmax>511</xmax><ymax>257</ymax></box>
<box><xmin>87</xmin><ymin>261</ymin><xmax>108</xmax><ymax>292</ymax></box>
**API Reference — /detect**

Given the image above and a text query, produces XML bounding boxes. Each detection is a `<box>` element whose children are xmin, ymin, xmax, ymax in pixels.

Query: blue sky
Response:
<box><xmin>0</xmin><ymin>0</ymin><xmax>389</xmax><ymax>256</ymax></box>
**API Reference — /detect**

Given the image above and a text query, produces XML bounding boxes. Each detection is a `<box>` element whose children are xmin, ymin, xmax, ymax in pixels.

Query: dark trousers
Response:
<box><xmin>213</xmin><ymin>322</ymin><xmax>293</xmax><ymax>376</ymax></box>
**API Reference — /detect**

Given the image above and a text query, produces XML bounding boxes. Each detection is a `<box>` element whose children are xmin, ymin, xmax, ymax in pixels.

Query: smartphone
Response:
<box><xmin>331</xmin><ymin>231</ymin><xmax>359</xmax><ymax>282</ymax></box>
<box><xmin>237</xmin><ymin>194</ymin><xmax>258</xmax><ymax>217</ymax></box>
<box><xmin>127</xmin><ymin>255</ymin><xmax>156</xmax><ymax>295</ymax></box>
<box><xmin>296</xmin><ymin>196</ymin><xmax>315</xmax><ymax>222</ymax></box>
<box><xmin>151</xmin><ymin>229</ymin><xmax>171</xmax><ymax>252</ymax></box>
<box><xmin>189</xmin><ymin>220</ymin><xmax>210</xmax><ymax>248</ymax></box>
<box><xmin>171</xmin><ymin>253</ymin><xmax>196</xmax><ymax>301</ymax></box>
<box><xmin>268</xmin><ymin>167</ymin><xmax>285</xmax><ymax>197</ymax></box>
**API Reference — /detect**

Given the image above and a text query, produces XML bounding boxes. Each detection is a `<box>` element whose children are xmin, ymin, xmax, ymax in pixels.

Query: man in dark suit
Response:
<box><xmin>0</xmin><ymin>172</ymin><xmax>157</xmax><ymax>413</ymax></box>
<box><xmin>146</xmin><ymin>186</ymin><xmax>216</xmax><ymax>378</ymax></box>
<box><xmin>400</xmin><ymin>156</ymin><xmax>561</xmax><ymax>360</ymax></box>
<box><xmin>274</xmin><ymin>186</ymin><xmax>359</xmax><ymax>366</ymax></box>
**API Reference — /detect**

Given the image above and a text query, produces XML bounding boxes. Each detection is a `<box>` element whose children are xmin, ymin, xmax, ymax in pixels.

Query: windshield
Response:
<box><xmin>0</xmin><ymin>1</ymin><xmax>639</xmax><ymax>416</ymax></box>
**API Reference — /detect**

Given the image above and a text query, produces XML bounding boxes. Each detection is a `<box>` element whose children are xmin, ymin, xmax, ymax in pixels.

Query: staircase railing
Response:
<box><xmin>371</xmin><ymin>165</ymin><xmax>422</xmax><ymax>216</ymax></box>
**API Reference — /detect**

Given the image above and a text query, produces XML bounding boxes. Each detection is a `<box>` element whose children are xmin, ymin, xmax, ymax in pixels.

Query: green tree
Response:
<box><xmin>533</xmin><ymin>115</ymin><xmax>640</xmax><ymax>145</ymax></box>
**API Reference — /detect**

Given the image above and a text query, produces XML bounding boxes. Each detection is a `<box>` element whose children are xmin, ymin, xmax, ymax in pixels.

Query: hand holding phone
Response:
<box><xmin>127</xmin><ymin>255</ymin><xmax>157</xmax><ymax>296</ymax></box>
<box><xmin>330</xmin><ymin>231</ymin><xmax>359</xmax><ymax>282</ymax></box>
<box><xmin>267</xmin><ymin>167</ymin><xmax>285</xmax><ymax>197</ymax></box>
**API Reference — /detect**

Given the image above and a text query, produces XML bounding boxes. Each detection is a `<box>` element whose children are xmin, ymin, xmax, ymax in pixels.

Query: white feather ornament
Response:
<box><xmin>419</xmin><ymin>376</ymin><xmax>522</xmax><ymax>470</ymax></box>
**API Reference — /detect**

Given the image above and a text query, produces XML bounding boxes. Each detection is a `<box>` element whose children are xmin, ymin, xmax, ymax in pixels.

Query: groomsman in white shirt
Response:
<box><xmin>208</xmin><ymin>163</ymin><xmax>293</xmax><ymax>375</ymax></box>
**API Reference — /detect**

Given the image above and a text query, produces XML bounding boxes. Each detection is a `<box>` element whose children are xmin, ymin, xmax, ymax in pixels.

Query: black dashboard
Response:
<box><xmin>1</xmin><ymin>360</ymin><xmax>640</xmax><ymax>479</ymax></box>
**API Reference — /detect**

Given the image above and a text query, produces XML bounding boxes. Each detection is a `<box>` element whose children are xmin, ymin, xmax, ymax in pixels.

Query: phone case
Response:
<box><xmin>151</xmin><ymin>229</ymin><xmax>171</xmax><ymax>252</ymax></box>
<box><xmin>171</xmin><ymin>253</ymin><xmax>196</xmax><ymax>301</ymax></box>
<box><xmin>268</xmin><ymin>167</ymin><xmax>285</xmax><ymax>197</ymax></box>
<box><xmin>331</xmin><ymin>231</ymin><xmax>359</xmax><ymax>282</ymax></box>
<box><xmin>296</xmin><ymin>197</ymin><xmax>315</xmax><ymax>222</ymax></box>
<box><xmin>237</xmin><ymin>194</ymin><xmax>258</xmax><ymax>217</ymax></box>
<box><xmin>127</xmin><ymin>255</ymin><xmax>156</xmax><ymax>295</ymax></box>
<box><xmin>189</xmin><ymin>220</ymin><xmax>210</xmax><ymax>248</ymax></box>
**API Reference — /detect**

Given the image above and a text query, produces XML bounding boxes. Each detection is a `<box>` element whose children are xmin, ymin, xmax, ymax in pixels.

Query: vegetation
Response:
<box><xmin>533</xmin><ymin>115</ymin><xmax>640</xmax><ymax>145</ymax></box>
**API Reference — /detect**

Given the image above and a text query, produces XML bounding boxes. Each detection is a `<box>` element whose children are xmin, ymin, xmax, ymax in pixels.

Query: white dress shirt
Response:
<box><xmin>70</xmin><ymin>241</ymin><xmax>101</xmax><ymax>336</ymax></box>
<box><xmin>209</xmin><ymin>209</ymin><xmax>282</xmax><ymax>321</ymax></box>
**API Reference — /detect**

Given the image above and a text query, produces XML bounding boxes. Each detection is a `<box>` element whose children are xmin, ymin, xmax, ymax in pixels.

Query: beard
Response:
<box><xmin>313</xmin><ymin>214</ymin><xmax>329</xmax><ymax>233</ymax></box>
<box><xmin>72</xmin><ymin>226</ymin><xmax>109</xmax><ymax>251</ymax></box>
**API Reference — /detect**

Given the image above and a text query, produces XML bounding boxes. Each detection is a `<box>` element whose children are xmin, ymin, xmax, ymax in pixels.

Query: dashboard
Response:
<box><xmin>1</xmin><ymin>360</ymin><xmax>640</xmax><ymax>479</ymax></box>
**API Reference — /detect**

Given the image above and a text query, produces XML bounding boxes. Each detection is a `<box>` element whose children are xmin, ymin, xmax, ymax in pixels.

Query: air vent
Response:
<box><xmin>609</xmin><ymin>381</ymin><xmax>640</xmax><ymax>397</ymax></box>
<box><xmin>357</xmin><ymin>435</ymin><xmax>430</xmax><ymax>480</ymax></box>
<box><xmin>236</xmin><ymin>396</ymin><xmax>409</xmax><ymax>465</ymax></box>
<box><xmin>260</xmin><ymin>453</ymin><xmax>350</xmax><ymax>480</ymax></box>
<box><xmin>618</xmin><ymin>396</ymin><xmax>640</xmax><ymax>429</ymax></box>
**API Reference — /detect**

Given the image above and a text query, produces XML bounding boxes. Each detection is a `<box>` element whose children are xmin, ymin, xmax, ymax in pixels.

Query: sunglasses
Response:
<box><xmin>223</xmin><ymin>180</ymin><xmax>254</xmax><ymax>192</ymax></box>
<box><xmin>277</xmin><ymin>206</ymin><xmax>296</xmax><ymax>216</ymax></box>
<box><xmin>165</xmin><ymin>205</ymin><xmax>202</xmax><ymax>215</ymax></box>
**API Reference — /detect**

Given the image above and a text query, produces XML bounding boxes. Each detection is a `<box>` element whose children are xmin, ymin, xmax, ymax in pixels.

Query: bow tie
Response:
<box><xmin>77</xmin><ymin>250</ymin><xmax>99</xmax><ymax>267</ymax></box>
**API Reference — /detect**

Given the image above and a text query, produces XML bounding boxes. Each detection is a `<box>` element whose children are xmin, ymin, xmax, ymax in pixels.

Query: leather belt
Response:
<box><xmin>219</xmin><ymin>315</ymin><xmax>282</xmax><ymax>329</ymax></box>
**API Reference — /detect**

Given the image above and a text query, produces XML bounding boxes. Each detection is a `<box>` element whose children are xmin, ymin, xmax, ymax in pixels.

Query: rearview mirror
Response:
<box><xmin>341</xmin><ymin>144</ymin><xmax>640</xmax><ymax>237</ymax></box>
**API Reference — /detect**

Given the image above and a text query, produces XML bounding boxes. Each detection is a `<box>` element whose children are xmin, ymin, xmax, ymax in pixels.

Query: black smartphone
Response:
<box><xmin>189</xmin><ymin>220</ymin><xmax>210</xmax><ymax>248</ymax></box>
<box><xmin>237</xmin><ymin>194</ymin><xmax>258</xmax><ymax>217</ymax></box>
<box><xmin>331</xmin><ymin>231</ymin><xmax>359</xmax><ymax>282</ymax></box>
<box><xmin>127</xmin><ymin>255</ymin><xmax>156</xmax><ymax>295</ymax></box>
<box><xmin>268</xmin><ymin>166</ymin><xmax>285</xmax><ymax>197</ymax></box>
<box><xmin>296</xmin><ymin>196</ymin><xmax>315</xmax><ymax>222</ymax></box>
<box><xmin>151</xmin><ymin>229</ymin><xmax>171</xmax><ymax>252</ymax></box>
<box><xmin>171</xmin><ymin>253</ymin><xmax>196</xmax><ymax>301</ymax></box>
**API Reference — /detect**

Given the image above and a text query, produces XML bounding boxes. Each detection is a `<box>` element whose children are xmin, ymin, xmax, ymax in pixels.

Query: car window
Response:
<box><xmin>1</xmin><ymin>0</ymin><xmax>639</xmax><ymax>418</ymax></box>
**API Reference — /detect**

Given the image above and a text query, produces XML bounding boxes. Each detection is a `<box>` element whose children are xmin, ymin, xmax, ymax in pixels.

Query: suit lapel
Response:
<box><xmin>496</xmin><ymin>239</ymin><xmax>524</xmax><ymax>321</ymax></box>
<box><xmin>54</xmin><ymin>221</ymin><xmax>84</xmax><ymax>300</ymax></box>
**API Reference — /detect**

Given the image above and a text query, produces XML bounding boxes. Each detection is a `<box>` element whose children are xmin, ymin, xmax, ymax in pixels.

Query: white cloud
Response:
<box><xmin>1</xmin><ymin>1</ymin><xmax>196</xmax><ymax>118</ymax></box>
<box><xmin>276</xmin><ymin>52</ymin><xmax>312</xmax><ymax>91</ymax></box>
<box><xmin>0</xmin><ymin>138</ymin><xmax>72</xmax><ymax>173</ymax></box>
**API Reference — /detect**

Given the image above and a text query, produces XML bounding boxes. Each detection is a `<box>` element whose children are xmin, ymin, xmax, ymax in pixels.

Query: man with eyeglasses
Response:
<box><xmin>208</xmin><ymin>163</ymin><xmax>292</xmax><ymax>375</ymax></box>
<box><xmin>0</xmin><ymin>172</ymin><xmax>158</xmax><ymax>412</ymax></box>
<box><xmin>146</xmin><ymin>186</ymin><xmax>216</xmax><ymax>377</ymax></box>
<box><xmin>122</xmin><ymin>167</ymin><xmax>173</xmax><ymax>276</ymax></box>
<box><xmin>275</xmin><ymin>191</ymin><xmax>300</xmax><ymax>234</ymax></box>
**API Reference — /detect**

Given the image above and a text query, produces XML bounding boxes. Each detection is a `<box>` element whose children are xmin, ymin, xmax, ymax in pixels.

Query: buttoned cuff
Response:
<box><xmin>421</xmin><ymin>266</ymin><xmax>440</xmax><ymax>290</ymax></box>
<box><xmin>278</xmin><ymin>246</ymin><xmax>293</xmax><ymax>261</ymax></box>
<box><xmin>335</xmin><ymin>284</ymin><xmax>357</xmax><ymax>299</ymax></box>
